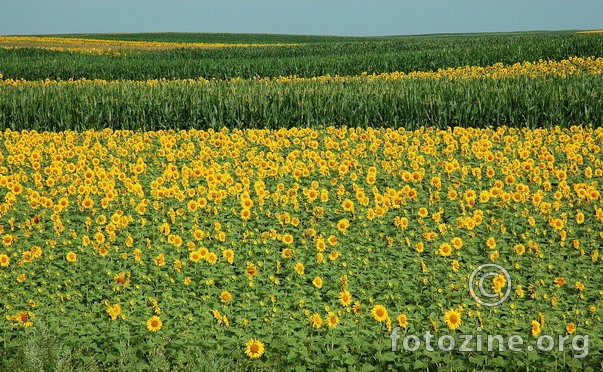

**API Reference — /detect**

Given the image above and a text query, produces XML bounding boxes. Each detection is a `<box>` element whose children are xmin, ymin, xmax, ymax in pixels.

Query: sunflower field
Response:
<box><xmin>1</xmin><ymin>32</ymin><xmax>603</xmax><ymax>371</ymax></box>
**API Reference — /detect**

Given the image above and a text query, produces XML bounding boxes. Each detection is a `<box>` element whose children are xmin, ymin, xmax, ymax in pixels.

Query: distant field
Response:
<box><xmin>1</xmin><ymin>31</ymin><xmax>602</xmax><ymax>131</ymax></box>
<box><xmin>0</xmin><ymin>35</ymin><xmax>299</xmax><ymax>53</ymax></box>
<box><xmin>1</xmin><ymin>31</ymin><xmax>602</xmax><ymax>81</ymax></box>
<box><xmin>53</xmin><ymin>32</ymin><xmax>372</xmax><ymax>44</ymax></box>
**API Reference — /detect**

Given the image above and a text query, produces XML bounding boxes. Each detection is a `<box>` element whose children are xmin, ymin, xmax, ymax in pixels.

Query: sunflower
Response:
<box><xmin>309</xmin><ymin>313</ymin><xmax>323</xmax><ymax>328</ymax></box>
<box><xmin>99</xmin><ymin>245</ymin><xmax>109</xmax><ymax>257</ymax></box>
<box><xmin>82</xmin><ymin>197</ymin><xmax>94</xmax><ymax>209</ymax></box>
<box><xmin>492</xmin><ymin>273</ymin><xmax>506</xmax><ymax>293</ymax></box>
<box><xmin>240</xmin><ymin>208</ymin><xmax>251</xmax><ymax>221</ymax></box>
<box><xmin>397</xmin><ymin>314</ymin><xmax>408</xmax><ymax>328</ymax></box>
<box><xmin>337</xmin><ymin>219</ymin><xmax>350</xmax><ymax>233</ymax></box>
<box><xmin>342</xmin><ymin>199</ymin><xmax>354</xmax><ymax>212</ymax></box>
<box><xmin>312</xmin><ymin>276</ymin><xmax>323</xmax><ymax>289</ymax></box>
<box><xmin>339</xmin><ymin>290</ymin><xmax>352</xmax><ymax>306</ymax></box>
<box><xmin>316</xmin><ymin>238</ymin><xmax>326</xmax><ymax>251</ymax></box>
<box><xmin>326</xmin><ymin>312</ymin><xmax>339</xmax><ymax>328</ymax></box>
<box><xmin>415</xmin><ymin>242</ymin><xmax>424</xmax><ymax>253</ymax></box>
<box><xmin>187</xmin><ymin>200</ymin><xmax>198</xmax><ymax>212</ymax></box>
<box><xmin>371</xmin><ymin>304</ymin><xmax>388</xmax><ymax>322</ymax></box>
<box><xmin>443</xmin><ymin>309</ymin><xmax>461</xmax><ymax>330</ymax></box>
<box><xmin>212</xmin><ymin>309</ymin><xmax>222</xmax><ymax>323</ymax></box>
<box><xmin>281</xmin><ymin>248</ymin><xmax>293</xmax><ymax>259</ymax></box>
<box><xmin>0</xmin><ymin>253</ymin><xmax>9</xmax><ymax>267</ymax></box>
<box><xmin>114</xmin><ymin>272</ymin><xmax>128</xmax><ymax>285</ymax></box>
<box><xmin>489</xmin><ymin>250</ymin><xmax>499</xmax><ymax>262</ymax></box>
<box><xmin>154</xmin><ymin>253</ymin><xmax>165</xmax><ymax>267</ymax></box>
<box><xmin>294</xmin><ymin>262</ymin><xmax>305</xmax><ymax>275</ymax></box>
<box><xmin>66</xmin><ymin>251</ymin><xmax>77</xmax><ymax>262</ymax></box>
<box><xmin>281</xmin><ymin>234</ymin><xmax>294</xmax><ymax>245</ymax></box>
<box><xmin>451</xmin><ymin>237</ymin><xmax>463</xmax><ymax>249</ymax></box>
<box><xmin>531</xmin><ymin>320</ymin><xmax>541</xmax><ymax>337</ymax></box>
<box><xmin>566</xmin><ymin>322</ymin><xmax>576</xmax><ymax>334</ymax></box>
<box><xmin>451</xmin><ymin>260</ymin><xmax>460</xmax><ymax>272</ymax></box>
<box><xmin>223</xmin><ymin>249</ymin><xmax>234</xmax><ymax>264</ymax></box>
<box><xmin>16</xmin><ymin>311</ymin><xmax>29</xmax><ymax>324</ymax></box>
<box><xmin>486</xmin><ymin>237</ymin><xmax>496</xmax><ymax>249</ymax></box>
<box><xmin>417</xmin><ymin>207</ymin><xmax>428</xmax><ymax>218</ymax></box>
<box><xmin>327</xmin><ymin>235</ymin><xmax>338</xmax><ymax>246</ymax></box>
<box><xmin>133</xmin><ymin>248</ymin><xmax>142</xmax><ymax>263</ymax></box>
<box><xmin>94</xmin><ymin>232</ymin><xmax>105</xmax><ymax>244</ymax></box>
<box><xmin>206</xmin><ymin>252</ymin><xmax>218</xmax><ymax>265</ymax></box>
<box><xmin>551</xmin><ymin>218</ymin><xmax>564</xmax><ymax>230</ymax></box>
<box><xmin>193</xmin><ymin>229</ymin><xmax>204</xmax><ymax>240</ymax></box>
<box><xmin>246</xmin><ymin>263</ymin><xmax>258</xmax><ymax>276</ymax></box>
<box><xmin>220</xmin><ymin>291</ymin><xmax>232</xmax><ymax>303</ymax></box>
<box><xmin>439</xmin><ymin>243</ymin><xmax>452</xmax><ymax>257</ymax></box>
<box><xmin>107</xmin><ymin>303</ymin><xmax>122</xmax><ymax>320</ymax></box>
<box><xmin>147</xmin><ymin>316</ymin><xmax>162</xmax><ymax>332</ymax></box>
<box><xmin>189</xmin><ymin>250</ymin><xmax>202</xmax><ymax>262</ymax></box>
<box><xmin>245</xmin><ymin>338</ymin><xmax>265</xmax><ymax>359</ymax></box>
<box><xmin>241</xmin><ymin>198</ymin><xmax>253</xmax><ymax>209</ymax></box>
<box><xmin>514</xmin><ymin>244</ymin><xmax>526</xmax><ymax>256</ymax></box>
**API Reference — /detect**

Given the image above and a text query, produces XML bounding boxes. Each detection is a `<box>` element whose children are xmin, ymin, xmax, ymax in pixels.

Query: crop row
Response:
<box><xmin>1</xmin><ymin>69</ymin><xmax>601</xmax><ymax>131</ymax></box>
<box><xmin>1</xmin><ymin>32</ymin><xmax>602</xmax><ymax>81</ymax></box>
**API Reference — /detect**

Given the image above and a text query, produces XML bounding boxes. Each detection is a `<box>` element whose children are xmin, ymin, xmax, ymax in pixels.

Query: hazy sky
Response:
<box><xmin>1</xmin><ymin>0</ymin><xmax>602</xmax><ymax>37</ymax></box>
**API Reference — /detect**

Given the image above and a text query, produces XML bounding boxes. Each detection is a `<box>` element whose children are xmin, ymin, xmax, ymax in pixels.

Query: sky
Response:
<box><xmin>0</xmin><ymin>0</ymin><xmax>602</xmax><ymax>37</ymax></box>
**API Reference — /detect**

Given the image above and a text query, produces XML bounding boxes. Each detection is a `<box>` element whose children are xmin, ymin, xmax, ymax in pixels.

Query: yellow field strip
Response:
<box><xmin>0</xmin><ymin>35</ymin><xmax>298</xmax><ymax>54</ymax></box>
<box><xmin>1</xmin><ymin>57</ymin><xmax>602</xmax><ymax>87</ymax></box>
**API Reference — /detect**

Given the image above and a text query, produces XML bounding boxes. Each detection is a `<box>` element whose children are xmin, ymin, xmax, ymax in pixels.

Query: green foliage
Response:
<box><xmin>1</xmin><ymin>74</ymin><xmax>602</xmax><ymax>131</ymax></box>
<box><xmin>1</xmin><ymin>32</ymin><xmax>602</xmax><ymax>81</ymax></box>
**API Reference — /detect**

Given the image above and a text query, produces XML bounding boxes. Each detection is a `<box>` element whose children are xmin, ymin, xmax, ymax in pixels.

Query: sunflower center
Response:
<box><xmin>250</xmin><ymin>344</ymin><xmax>259</xmax><ymax>353</ymax></box>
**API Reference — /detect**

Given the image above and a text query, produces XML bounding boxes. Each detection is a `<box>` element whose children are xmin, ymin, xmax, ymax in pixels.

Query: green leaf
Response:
<box><xmin>360</xmin><ymin>363</ymin><xmax>376</xmax><ymax>372</ymax></box>
<box><xmin>413</xmin><ymin>359</ymin><xmax>426</xmax><ymax>369</ymax></box>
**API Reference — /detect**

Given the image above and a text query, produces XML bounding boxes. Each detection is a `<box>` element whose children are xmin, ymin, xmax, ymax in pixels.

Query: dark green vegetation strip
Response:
<box><xmin>1</xmin><ymin>32</ymin><xmax>602</xmax><ymax>81</ymax></box>
<box><xmin>1</xmin><ymin>75</ymin><xmax>601</xmax><ymax>131</ymax></box>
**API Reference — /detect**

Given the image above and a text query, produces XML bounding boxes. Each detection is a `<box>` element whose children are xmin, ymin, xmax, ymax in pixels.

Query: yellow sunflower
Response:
<box><xmin>147</xmin><ymin>316</ymin><xmax>162</xmax><ymax>332</ymax></box>
<box><xmin>443</xmin><ymin>309</ymin><xmax>461</xmax><ymax>330</ymax></box>
<box><xmin>397</xmin><ymin>314</ymin><xmax>408</xmax><ymax>328</ymax></box>
<box><xmin>0</xmin><ymin>253</ymin><xmax>9</xmax><ymax>267</ymax></box>
<box><xmin>339</xmin><ymin>290</ymin><xmax>352</xmax><ymax>306</ymax></box>
<box><xmin>439</xmin><ymin>243</ymin><xmax>452</xmax><ymax>257</ymax></box>
<box><xmin>66</xmin><ymin>251</ymin><xmax>77</xmax><ymax>262</ymax></box>
<box><xmin>326</xmin><ymin>312</ymin><xmax>339</xmax><ymax>328</ymax></box>
<box><xmin>220</xmin><ymin>291</ymin><xmax>232</xmax><ymax>303</ymax></box>
<box><xmin>309</xmin><ymin>313</ymin><xmax>323</xmax><ymax>328</ymax></box>
<box><xmin>312</xmin><ymin>276</ymin><xmax>323</xmax><ymax>289</ymax></box>
<box><xmin>531</xmin><ymin>320</ymin><xmax>541</xmax><ymax>337</ymax></box>
<box><xmin>294</xmin><ymin>262</ymin><xmax>305</xmax><ymax>275</ymax></box>
<box><xmin>244</xmin><ymin>338</ymin><xmax>265</xmax><ymax>359</ymax></box>
<box><xmin>371</xmin><ymin>304</ymin><xmax>388</xmax><ymax>322</ymax></box>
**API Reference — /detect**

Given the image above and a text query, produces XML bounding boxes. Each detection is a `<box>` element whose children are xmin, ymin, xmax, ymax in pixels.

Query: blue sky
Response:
<box><xmin>1</xmin><ymin>0</ymin><xmax>602</xmax><ymax>36</ymax></box>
